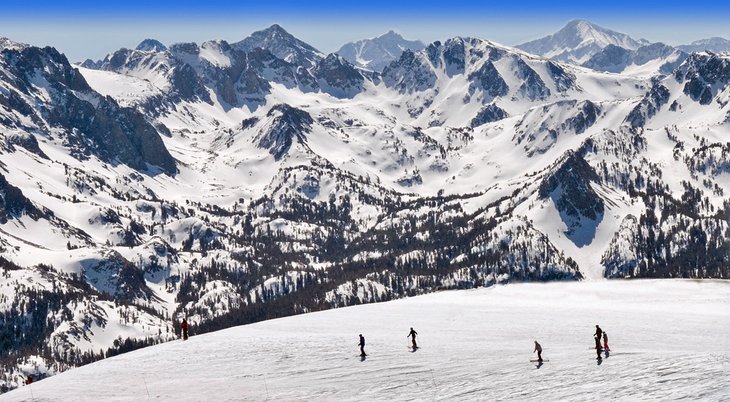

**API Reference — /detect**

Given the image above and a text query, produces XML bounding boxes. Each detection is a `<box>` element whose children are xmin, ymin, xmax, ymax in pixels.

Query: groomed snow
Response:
<box><xmin>2</xmin><ymin>280</ymin><xmax>728</xmax><ymax>401</ymax></box>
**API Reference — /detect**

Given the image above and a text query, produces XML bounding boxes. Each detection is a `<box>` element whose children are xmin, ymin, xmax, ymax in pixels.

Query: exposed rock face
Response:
<box><xmin>312</xmin><ymin>54</ymin><xmax>365</xmax><ymax>98</ymax></box>
<box><xmin>470</xmin><ymin>104</ymin><xmax>508</xmax><ymax>128</ymax></box>
<box><xmin>675</xmin><ymin>52</ymin><xmax>730</xmax><ymax>105</ymax></box>
<box><xmin>0</xmin><ymin>45</ymin><xmax>177</xmax><ymax>174</ymax></box>
<box><xmin>539</xmin><ymin>152</ymin><xmax>605</xmax><ymax>245</ymax></box>
<box><xmin>583</xmin><ymin>43</ymin><xmax>687</xmax><ymax>75</ymax></box>
<box><xmin>567</xmin><ymin>100</ymin><xmax>600</xmax><ymax>134</ymax></box>
<box><xmin>382</xmin><ymin>49</ymin><xmax>438</xmax><ymax>93</ymax></box>
<box><xmin>583</xmin><ymin>44</ymin><xmax>632</xmax><ymax>73</ymax></box>
<box><xmin>256</xmin><ymin>104</ymin><xmax>314</xmax><ymax>160</ymax></box>
<box><xmin>626</xmin><ymin>84</ymin><xmax>670</xmax><ymax>128</ymax></box>
<box><xmin>442</xmin><ymin>38</ymin><xmax>467</xmax><ymax>77</ymax></box>
<box><xmin>0</xmin><ymin>173</ymin><xmax>44</xmax><ymax>224</ymax></box>
<box><xmin>514</xmin><ymin>58</ymin><xmax>550</xmax><ymax>101</ymax></box>
<box><xmin>468</xmin><ymin>61</ymin><xmax>509</xmax><ymax>99</ymax></box>
<box><xmin>82</xmin><ymin>250</ymin><xmax>157</xmax><ymax>302</ymax></box>
<box><xmin>547</xmin><ymin>61</ymin><xmax>576</xmax><ymax>92</ymax></box>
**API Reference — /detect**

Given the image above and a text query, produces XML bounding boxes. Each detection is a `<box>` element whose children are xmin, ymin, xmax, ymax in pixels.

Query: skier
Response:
<box><xmin>594</xmin><ymin>325</ymin><xmax>603</xmax><ymax>341</ymax></box>
<box><xmin>25</xmin><ymin>375</ymin><xmax>32</xmax><ymax>385</ymax></box>
<box><xmin>594</xmin><ymin>335</ymin><xmax>602</xmax><ymax>359</ymax></box>
<box><xmin>603</xmin><ymin>332</ymin><xmax>610</xmax><ymax>351</ymax></box>
<box><xmin>359</xmin><ymin>334</ymin><xmax>366</xmax><ymax>356</ymax></box>
<box><xmin>181</xmin><ymin>318</ymin><xmax>189</xmax><ymax>341</ymax></box>
<box><xmin>407</xmin><ymin>327</ymin><xmax>418</xmax><ymax>349</ymax></box>
<box><xmin>533</xmin><ymin>341</ymin><xmax>543</xmax><ymax>362</ymax></box>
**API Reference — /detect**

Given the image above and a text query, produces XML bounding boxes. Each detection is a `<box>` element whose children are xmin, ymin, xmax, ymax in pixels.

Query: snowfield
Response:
<box><xmin>2</xmin><ymin>279</ymin><xmax>728</xmax><ymax>401</ymax></box>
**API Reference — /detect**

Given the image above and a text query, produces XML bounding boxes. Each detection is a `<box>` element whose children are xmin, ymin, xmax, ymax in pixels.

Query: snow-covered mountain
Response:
<box><xmin>135</xmin><ymin>38</ymin><xmax>167</xmax><ymax>53</ymax></box>
<box><xmin>678</xmin><ymin>37</ymin><xmax>730</xmax><ymax>54</ymax></box>
<box><xmin>517</xmin><ymin>20</ymin><xmax>648</xmax><ymax>64</ymax></box>
<box><xmin>582</xmin><ymin>43</ymin><xmax>688</xmax><ymax>76</ymax></box>
<box><xmin>2</xmin><ymin>24</ymin><xmax>730</xmax><ymax>393</ymax></box>
<box><xmin>232</xmin><ymin>24</ymin><xmax>325</xmax><ymax>69</ymax></box>
<box><xmin>2</xmin><ymin>280</ymin><xmax>728</xmax><ymax>400</ymax></box>
<box><xmin>336</xmin><ymin>30</ymin><xmax>425</xmax><ymax>72</ymax></box>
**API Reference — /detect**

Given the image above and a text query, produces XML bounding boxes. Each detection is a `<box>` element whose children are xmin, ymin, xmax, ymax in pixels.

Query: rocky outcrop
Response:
<box><xmin>256</xmin><ymin>104</ymin><xmax>314</xmax><ymax>160</ymax></box>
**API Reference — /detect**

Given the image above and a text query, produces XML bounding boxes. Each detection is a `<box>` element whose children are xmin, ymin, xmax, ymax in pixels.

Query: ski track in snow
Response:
<box><xmin>2</xmin><ymin>279</ymin><xmax>728</xmax><ymax>402</ymax></box>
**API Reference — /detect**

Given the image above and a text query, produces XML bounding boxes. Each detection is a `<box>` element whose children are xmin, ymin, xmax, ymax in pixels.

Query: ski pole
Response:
<box><xmin>143</xmin><ymin>377</ymin><xmax>150</xmax><ymax>398</ymax></box>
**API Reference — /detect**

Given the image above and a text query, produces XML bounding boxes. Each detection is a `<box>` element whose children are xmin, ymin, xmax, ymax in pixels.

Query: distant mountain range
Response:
<box><xmin>677</xmin><ymin>37</ymin><xmax>730</xmax><ymax>54</ymax></box>
<box><xmin>2</xmin><ymin>20</ymin><xmax>730</xmax><ymax>393</ymax></box>
<box><xmin>79</xmin><ymin>21</ymin><xmax>730</xmax><ymax>77</ymax></box>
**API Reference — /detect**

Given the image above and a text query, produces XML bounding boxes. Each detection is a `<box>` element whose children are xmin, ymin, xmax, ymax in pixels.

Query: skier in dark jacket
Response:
<box><xmin>359</xmin><ymin>334</ymin><xmax>366</xmax><ymax>356</ymax></box>
<box><xmin>533</xmin><ymin>341</ymin><xmax>543</xmax><ymax>362</ymax></box>
<box><xmin>594</xmin><ymin>325</ymin><xmax>603</xmax><ymax>341</ymax></box>
<box><xmin>594</xmin><ymin>335</ymin><xmax>602</xmax><ymax>359</ymax></box>
<box><xmin>407</xmin><ymin>327</ymin><xmax>418</xmax><ymax>349</ymax></box>
<box><xmin>181</xmin><ymin>318</ymin><xmax>189</xmax><ymax>341</ymax></box>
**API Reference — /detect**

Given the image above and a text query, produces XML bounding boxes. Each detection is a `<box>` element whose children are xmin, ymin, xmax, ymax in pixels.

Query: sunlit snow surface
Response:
<box><xmin>2</xmin><ymin>280</ymin><xmax>728</xmax><ymax>401</ymax></box>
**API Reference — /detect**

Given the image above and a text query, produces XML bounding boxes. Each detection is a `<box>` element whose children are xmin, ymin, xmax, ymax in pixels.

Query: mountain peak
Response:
<box><xmin>565</xmin><ymin>19</ymin><xmax>592</xmax><ymax>28</ymax></box>
<box><xmin>233</xmin><ymin>24</ymin><xmax>323</xmax><ymax>68</ymax></box>
<box><xmin>136</xmin><ymin>38</ymin><xmax>167</xmax><ymax>52</ymax></box>
<box><xmin>337</xmin><ymin>30</ymin><xmax>425</xmax><ymax>72</ymax></box>
<box><xmin>516</xmin><ymin>19</ymin><xmax>644</xmax><ymax>64</ymax></box>
<box><xmin>266</xmin><ymin>23</ymin><xmax>287</xmax><ymax>32</ymax></box>
<box><xmin>0</xmin><ymin>37</ymin><xmax>28</xmax><ymax>51</ymax></box>
<box><xmin>249</xmin><ymin>24</ymin><xmax>299</xmax><ymax>43</ymax></box>
<box><xmin>379</xmin><ymin>30</ymin><xmax>402</xmax><ymax>39</ymax></box>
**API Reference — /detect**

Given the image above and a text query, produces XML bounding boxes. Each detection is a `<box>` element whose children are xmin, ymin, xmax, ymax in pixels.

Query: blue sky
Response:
<box><xmin>1</xmin><ymin>0</ymin><xmax>729</xmax><ymax>61</ymax></box>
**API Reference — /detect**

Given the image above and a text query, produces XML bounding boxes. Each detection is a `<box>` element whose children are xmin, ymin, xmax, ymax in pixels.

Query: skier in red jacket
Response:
<box><xmin>181</xmin><ymin>318</ymin><xmax>189</xmax><ymax>341</ymax></box>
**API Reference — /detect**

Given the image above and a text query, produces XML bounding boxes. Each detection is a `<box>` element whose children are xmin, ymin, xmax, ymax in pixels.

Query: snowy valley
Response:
<box><xmin>1</xmin><ymin>20</ymin><xmax>730</xmax><ymax>393</ymax></box>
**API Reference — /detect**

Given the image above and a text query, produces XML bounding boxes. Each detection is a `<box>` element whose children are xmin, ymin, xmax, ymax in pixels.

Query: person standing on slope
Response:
<box><xmin>359</xmin><ymin>334</ymin><xmax>366</xmax><ymax>356</ymax></box>
<box><xmin>181</xmin><ymin>318</ymin><xmax>189</xmax><ymax>341</ymax></box>
<box><xmin>603</xmin><ymin>332</ymin><xmax>610</xmax><ymax>351</ymax></box>
<box><xmin>407</xmin><ymin>327</ymin><xmax>418</xmax><ymax>349</ymax></box>
<box><xmin>594</xmin><ymin>336</ymin><xmax>602</xmax><ymax>359</ymax></box>
<box><xmin>594</xmin><ymin>325</ymin><xmax>603</xmax><ymax>342</ymax></box>
<box><xmin>533</xmin><ymin>341</ymin><xmax>543</xmax><ymax>362</ymax></box>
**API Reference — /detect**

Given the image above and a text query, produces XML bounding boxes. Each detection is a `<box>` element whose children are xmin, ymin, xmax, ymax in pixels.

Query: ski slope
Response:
<box><xmin>2</xmin><ymin>280</ymin><xmax>728</xmax><ymax>401</ymax></box>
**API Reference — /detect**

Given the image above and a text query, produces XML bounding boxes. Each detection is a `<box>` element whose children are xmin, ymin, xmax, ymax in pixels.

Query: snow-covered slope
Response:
<box><xmin>517</xmin><ymin>20</ymin><xmax>647</xmax><ymax>64</ymax></box>
<box><xmin>337</xmin><ymin>30</ymin><xmax>425</xmax><ymax>72</ymax></box>
<box><xmin>2</xmin><ymin>280</ymin><xmax>728</xmax><ymax>401</ymax></box>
